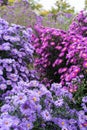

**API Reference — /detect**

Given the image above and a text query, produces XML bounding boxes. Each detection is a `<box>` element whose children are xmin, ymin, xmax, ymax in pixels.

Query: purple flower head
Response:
<box><xmin>1</xmin><ymin>104</ymin><xmax>11</xmax><ymax>113</ymax></box>
<box><xmin>13</xmin><ymin>93</ymin><xmax>27</xmax><ymax>105</ymax></box>
<box><xmin>54</xmin><ymin>98</ymin><xmax>64</xmax><ymax>107</ymax></box>
<box><xmin>0</xmin><ymin>116</ymin><xmax>13</xmax><ymax>130</ymax></box>
<box><xmin>19</xmin><ymin>120</ymin><xmax>34</xmax><ymax>130</ymax></box>
<box><xmin>82</xmin><ymin>96</ymin><xmax>87</xmax><ymax>103</ymax></box>
<box><xmin>0</xmin><ymin>84</ymin><xmax>7</xmax><ymax>90</ymax></box>
<box><xmin>41</xmin><ymin>110</ymin><xmax>52</xmax><ymax>121</ymax></box>
<box><xmin>19</xmin><ymin>101</ymin><xmax>35</xmax><ymax>115</ymax></box>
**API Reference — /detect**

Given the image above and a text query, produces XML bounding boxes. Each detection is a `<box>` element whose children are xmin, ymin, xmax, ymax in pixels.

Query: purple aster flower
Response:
<box><xmin>81</xmin><ymin>103</ymin><xmax>87</xmax><ymax>112</ymax></box>
<box><xmin>54</xmin><ymin>98</ymin><xmax>64</xmax><ymax>107</ymax></box>
<box><xmin>0</xmin><ymin>83</ymin><xmax>7</xmax><ymax>90</ymax></box>
<box><xmin>69</xmin><ymin>119</ymin><xmax>77</xmax><ymax>125</ymax></box>
<box><xmin>56</xmin><ymin>118</ymin><xmax>69</xmax><ymax>128</ymax></box>
<box><xmin>19</xmin><ymin>120</ymin><xmax>34</xmax><ymax>130</ymax></box>
<box><xmin>28</xmin><ymin>80</ymin><xmax>39</xmax><ymax>88</ymax></box>
<box><xmin>8</xmin><ymin>74</ymin><xmax>19</xmax><ymax>82</ymax></box>
<box><xmin>6</xmin><ymin>65</ymin><xmax>12</xmax><ymax>72</ymax></box>
<box><xmin>51</xmin><ymin>83</ymin><xmax>62</xmax><ymax>92</ymax></box>
<box><xmin>20</xmin><ymin>101</ymin><xmax>31</xmax><ymax>114</ymax></box>
<box><xmin>0</xmin><ymin>116</ymin><xmax>13</xmax><ymax>130</ymax></box>
<box><xmin>0</xmin><ymin>67</ymin><xmax>3</xmax><ymax>75</ymax></box>
<box><xmin>11</xmin><ymin>117</ymin><xmax>20</xmax><ymax>127</ymax></box>
<box><xmin>1</xmin><ymin>104</ymin><xmax>11</xmax><ymax>112</ymax></box>
<box><xmin>68</xmin><ymin>125</ymin><xmax>77</xmax><ymax>130</ymax></box>
<box><xmin>29</xmin><ymin>91</ymin><xmax>40</xmax><ymax>103</ymax></box>
<box><xmin>62</xmin><ymin>126</ymin><xmax>68</xmax><ymax>130</ymax></box>
<box><xmin>2</xmin><ymin>42</ymin><xmax>11</xmax><ymax>51</ymax></box>
<box><xmin>78</xmin><ymin>111</ymin><xmax>85</xmax><ymax>123</ymax></box>
<box><xmin>41</xmin><ymin>110</ymin><xmax>52</xmax><ymax>121</ymax></box>
<box><xmin>13</xmin><ymin>93</ymin><xmax>27</xmax><ymax>105</ymax></box>
<box><xmin>82</xmin><ymin>96</ymin><xmax>87</xmax><ymax>103</ymax></box>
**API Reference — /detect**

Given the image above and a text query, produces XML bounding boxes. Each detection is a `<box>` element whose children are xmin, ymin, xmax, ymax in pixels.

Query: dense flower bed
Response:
<box><xmin>0</xmin><ymin>80</ymin><xmax>87</xmax><ymax>130</ymax></box>
<box><xmin>0</xmin><ymin>10</ymin><xmax>87</xmax><ymax>130</ymax></box>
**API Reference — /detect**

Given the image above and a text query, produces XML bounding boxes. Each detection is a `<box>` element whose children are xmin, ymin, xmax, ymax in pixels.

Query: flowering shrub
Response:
<box><xmin>33</xmin><ymin>12</ymin><xmax>87</xmax><ymax>86</ymax></box>
<box><xmin>0</xmin><ymin>18</ymin><xmax>36</xmax><ymax>96</ymax></box>
<box><xmin>33</xmin><ymin>25</ymin><xmax>72</xmax><ymax>85</ymax></box>
<box><xmin>58</xmin><ymin>11</ymin><xmax>87</xmax><ymax>93</ymax></box>
<box><xmin>60</xmin><ymin>35</ymin><xmax>85</xmax><ymax>81</ymax></box>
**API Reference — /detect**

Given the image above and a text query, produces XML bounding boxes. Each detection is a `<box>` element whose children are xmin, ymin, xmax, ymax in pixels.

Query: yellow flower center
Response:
<box><xmin>61</xmin><ymin>122</ymin><xmax>64</xmax><ymax>125</ymax></box>
<box><xmin>33</xmin><ymin>97</ymin><xmax>37</xmax><ymax>102</ymax></box>
<box><xmin>27</xmin><ymin>123</ymin><xmax>30</xmax><ymax>128</ymax></box>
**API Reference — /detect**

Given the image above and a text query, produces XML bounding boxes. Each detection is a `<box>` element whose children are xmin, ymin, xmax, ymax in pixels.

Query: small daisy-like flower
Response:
<box><xmin>41</xmin><ymin>110</ymin><xmax>52</xmax><ymax>121</ymax></box>
<box><xmin>0</xmin><ymin>116</ymin><xmax>13</xmax><ymax>129</ymax></box>
<box><xmin>13</xmin><ymin>93</ymin><xmax>27</xmax><ymax>105</ymax></box>
<box><xmin>54</xmin><ymin>98</ymin><xmax>64</xmax><ymax>107</ymax></box>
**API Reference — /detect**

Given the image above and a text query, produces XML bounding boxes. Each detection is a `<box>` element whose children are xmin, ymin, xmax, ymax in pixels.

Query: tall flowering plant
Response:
<box><xmin>33</xmin><ymin>25</ymin><xmax>72</xmax><ymax>85</ymax></box>
<box><xmin>0</xmin><ymin>18</ymin><xmax>36</xmax><ymax>97</ymax></box>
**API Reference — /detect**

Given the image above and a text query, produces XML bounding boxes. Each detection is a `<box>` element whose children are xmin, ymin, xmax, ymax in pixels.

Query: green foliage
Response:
<box><xmin>28</xmin><ymin>0</ymin><xmax>43</xmax><ymax>10</ymax></box>
<box><xmin>50</xmin><ymin>0</ymin><xmax>75</xmax><ymax>14</ymax></box>
<box><xmin>73</xmin><ymin>78</ymin><xmax>87</xmax><ymax>109</ymax></box>
<box><xmin>85</xmin><ymin>0</ymin><xmax>87</xmax><ymax>10</ymax></box>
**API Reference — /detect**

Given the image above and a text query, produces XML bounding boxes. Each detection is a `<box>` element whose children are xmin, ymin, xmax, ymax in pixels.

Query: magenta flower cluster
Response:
<box><xmin>33</xmin><ymin>25</ymin><xmax>71</xmax><ymax>85</ymax></box>
<box><xmin>33</xmin><ymin>11</ymin><xmax>87</xmax><ymax>90</ymax></box>
<box><xmin>69</xmin><ymin>11</ymin><xmax>87</xmax><ymax>37</ymax></box>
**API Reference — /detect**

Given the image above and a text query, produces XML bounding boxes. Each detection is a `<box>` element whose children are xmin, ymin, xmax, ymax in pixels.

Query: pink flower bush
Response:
<box><xmin>33</xmin><ymin>25</ymin><xmax>72</xmax><ymax>85</ymax></box>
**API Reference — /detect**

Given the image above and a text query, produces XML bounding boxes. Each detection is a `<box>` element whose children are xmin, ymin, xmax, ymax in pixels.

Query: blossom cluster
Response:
<box><xmin>62</xmin><ymin>36</ymin><xmax>87</xmax><ymax>83</ymax></box>
<box><xmin>33</xmin><ymin>25</ymin><xmax>72</xmax><ymax>85</ymax></box>
<box><xmin>0</xmin><ymin>18</ymin><xmax>36</xmax><ymax>96</ymax></box>
<box><xmin>69</xmin><ymin>11</ymin><xmax>87</xmax><ymax>37</ymax></box>
<box><xmin>0</xmin><ymin>80</ymin><xmax>86</xmax><ymax>130</ymax></box>
<box><xmin>61</xmin><ymin>11</ymin><xmax>87</xmax><ymax>94</ymax></box>
<box><xmin>33</xmin><ymin>11</ymin><xmax>87</xmax><ymax>87</ymax></box>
